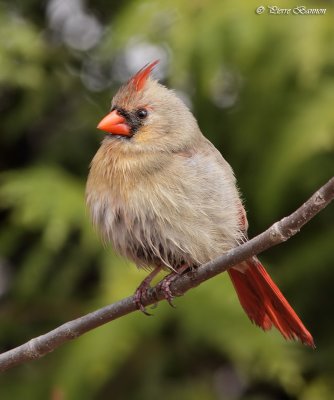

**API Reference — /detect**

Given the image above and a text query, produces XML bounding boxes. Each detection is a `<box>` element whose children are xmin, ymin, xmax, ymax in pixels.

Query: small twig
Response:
<box><xmin>0</xmin><ymin>177</ymin><xmax>333</xmax><ymax>372</ymax></box>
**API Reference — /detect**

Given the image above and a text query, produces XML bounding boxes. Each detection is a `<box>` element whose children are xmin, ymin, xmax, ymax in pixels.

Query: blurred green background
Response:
<box><xmin>0</xmin><ymin>0</ymin><xmax>333</xmax><ymax>399</ymax></box>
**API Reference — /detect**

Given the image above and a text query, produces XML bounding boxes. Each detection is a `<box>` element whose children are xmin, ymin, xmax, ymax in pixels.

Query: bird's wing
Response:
<box><xmin>176</xmin><ymin>136</ymin><xmax>249</xmax><ymax>234</ymax></box>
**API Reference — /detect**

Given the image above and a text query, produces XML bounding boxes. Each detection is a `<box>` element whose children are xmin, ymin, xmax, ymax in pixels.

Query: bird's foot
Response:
<box><xmin>157</xmin><ymin>273</ymin><xmax>177</xmax><ymax>307</ymax></box>
<box><xmin>157</xmin><ymin>264</ymin><xmax>190</xmax><ymax>307</ymax></box>
<box><xmin>134</xmin><ymin>281</ymin><xmax>152</xmax><ymax>316</ymax></box>
<box><xmin>134</xmin><ymin>266</ymin><xmax>162</xmax><ymax>315</ymax></box>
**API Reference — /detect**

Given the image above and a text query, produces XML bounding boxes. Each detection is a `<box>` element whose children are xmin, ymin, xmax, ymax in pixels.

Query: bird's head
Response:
<box><xmin>97</xmin><ymin>60</ymin><xmax>200</xmax><ymax>153</ymax></box>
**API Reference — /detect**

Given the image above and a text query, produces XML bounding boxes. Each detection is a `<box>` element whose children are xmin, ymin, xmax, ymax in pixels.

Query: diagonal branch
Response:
<box><xmin>0</xmin><ymin>177</ymin><xmax>333</xmax><ymax>372</ymax></box>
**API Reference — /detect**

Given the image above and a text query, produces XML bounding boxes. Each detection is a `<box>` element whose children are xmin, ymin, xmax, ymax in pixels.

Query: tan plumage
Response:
<box><xmin>86</xmin><ymin>61</ymin><xmax>314</xmax><ymax>347</ymax></box>
<box><xmin>86</xmin><ymin>75</ymin><xmax>243</xmax><ymax>269</ymax></box>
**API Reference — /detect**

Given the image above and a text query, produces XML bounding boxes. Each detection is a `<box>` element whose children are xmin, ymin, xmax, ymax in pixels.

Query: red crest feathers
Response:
<box><xmin>130</xmin><ymin>60</ymin><xmax>159</xmax><ymax>92</ymax></box>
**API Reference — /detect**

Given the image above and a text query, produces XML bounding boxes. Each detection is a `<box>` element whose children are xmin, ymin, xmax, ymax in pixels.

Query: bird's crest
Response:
<box><xmin>130</xmin><ymin>60</ymin><xmax>159</xmax><ymax>92</ymax></box>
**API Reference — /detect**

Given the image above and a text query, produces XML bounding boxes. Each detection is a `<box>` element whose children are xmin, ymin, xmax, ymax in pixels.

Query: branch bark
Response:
<box><xmin>0</xmin><ymin>177</ymin><xmax>333</xmax><ymax>372</ymax></box>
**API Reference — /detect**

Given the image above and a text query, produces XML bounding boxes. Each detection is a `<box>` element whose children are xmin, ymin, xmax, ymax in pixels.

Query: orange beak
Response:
<box><xmin>97</xmin><ymin>110</ymin><xmax>131</xmax><ymax>136</ymax></box>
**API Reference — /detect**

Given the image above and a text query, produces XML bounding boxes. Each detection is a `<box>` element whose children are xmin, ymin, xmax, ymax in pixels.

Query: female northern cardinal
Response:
<box><xmin>86</xmin><ymin>60</ymin><xmax>314</xmax><ymax>347</ymax></box>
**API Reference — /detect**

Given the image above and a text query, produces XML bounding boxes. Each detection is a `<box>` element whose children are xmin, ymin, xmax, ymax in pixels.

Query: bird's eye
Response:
<box><xmin>136</xmin><ymin>108</ymin><xmax>148</xmax><ymax>119</ymax></box>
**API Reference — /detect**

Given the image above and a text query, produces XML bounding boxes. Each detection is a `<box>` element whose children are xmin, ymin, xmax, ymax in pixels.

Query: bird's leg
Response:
<box><xmin>134</xmin><ymin>266</ymin><xmax>163</xmax><ymax>315</ymax></box>
<box><xmin>156</xmin><ymin>263</ymin><xmax>190</xmax><ymax>307</ymax></box>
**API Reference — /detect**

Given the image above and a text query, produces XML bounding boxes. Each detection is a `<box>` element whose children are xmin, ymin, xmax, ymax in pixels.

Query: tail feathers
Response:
<box><xmin>228</xmin><ymin>258</ymin><xmax>315</xmax><ymax>348</ymax></box>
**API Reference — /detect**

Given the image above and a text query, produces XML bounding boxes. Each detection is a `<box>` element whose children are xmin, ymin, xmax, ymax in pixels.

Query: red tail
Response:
<box><xmin>228</xmin><ymin>257</ymin><xmax>315</xmax><ymax>348</ymax></box>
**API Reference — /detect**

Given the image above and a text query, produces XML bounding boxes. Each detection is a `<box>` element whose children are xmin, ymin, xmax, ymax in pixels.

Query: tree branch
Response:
<box><xmin>0</xmin><ymin>177</ymin><xmax>333</xmax><ymax>372</ymax></box>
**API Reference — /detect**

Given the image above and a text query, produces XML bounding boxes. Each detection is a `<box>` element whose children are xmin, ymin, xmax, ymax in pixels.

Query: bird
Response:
<box><xmin>86</xmin><ymin>60</ymin><xmax>314</xmax><ymax>348</ymax></box>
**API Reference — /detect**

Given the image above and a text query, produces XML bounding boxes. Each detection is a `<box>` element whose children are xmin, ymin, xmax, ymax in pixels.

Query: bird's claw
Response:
<box><xmin>156</xmin><ymin>264</ymin><xmax>190</xmax><ymax>307</ymax></box>
<box><xmin>134</xmin><ymin>283</ymin><xmax>152</xmax><ymax>316</ymax></box>
<box><xmin>157</xmin><ymin>274</ymin><xmax>177</xmax><ymax>307</ymax></box>
<box><xmin>134</xmin><ymin>266</ymin><xmax>163</xmax><ymax>315</ymax></box>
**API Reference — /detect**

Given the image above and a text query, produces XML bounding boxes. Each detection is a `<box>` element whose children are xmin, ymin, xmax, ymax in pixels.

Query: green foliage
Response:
<box><xmin>0</xmin><ymin>0</ymin><xmax>333</xmax><ymax>399</ymax></box>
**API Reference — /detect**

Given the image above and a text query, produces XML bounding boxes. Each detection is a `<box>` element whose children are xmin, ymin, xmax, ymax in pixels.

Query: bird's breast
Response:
<box><xmin>86</xmin><ymin>141</ymin><xmax>244</xmax><ymax>270</ymax></box>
